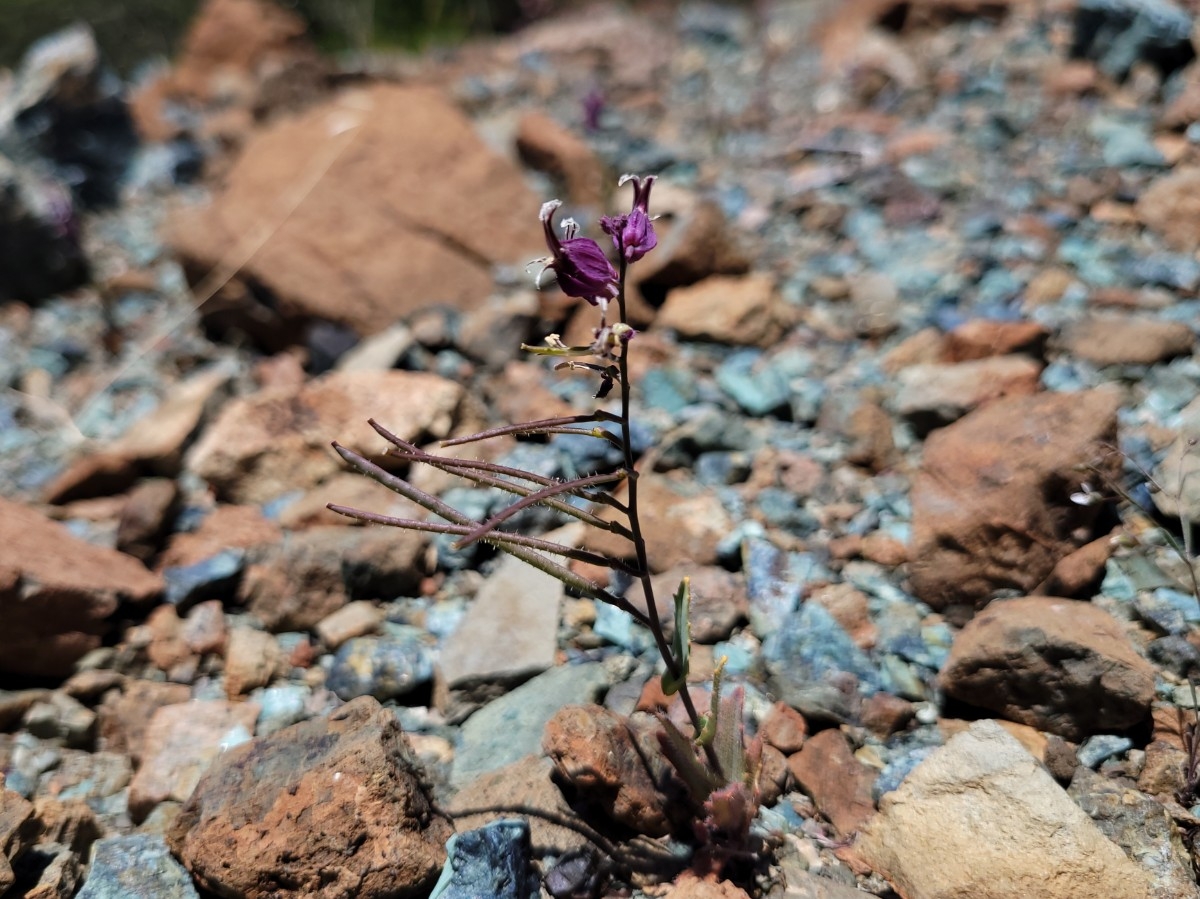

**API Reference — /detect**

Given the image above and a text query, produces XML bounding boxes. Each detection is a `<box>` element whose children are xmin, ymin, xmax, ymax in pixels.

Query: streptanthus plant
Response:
<box><xmin>329</xmin><ymin>173</ymin><xmax>766</xmax><ymax>866</ymax></box>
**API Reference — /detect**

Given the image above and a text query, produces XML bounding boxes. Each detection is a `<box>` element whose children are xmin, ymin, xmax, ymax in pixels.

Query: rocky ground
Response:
<box><xmin>4</xmin><ymin>0</ymin><xmax>1200</xmax><ymax>896</ymax></box>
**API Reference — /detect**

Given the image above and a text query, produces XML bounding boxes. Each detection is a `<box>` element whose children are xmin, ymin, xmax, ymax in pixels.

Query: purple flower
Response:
<box><xmin>535</xmin><ymin>200</ymin><xmax>618</xmax><ymax>305</ymax></box>
<box><xmin>601</xmin><ymin>173</ymin><xmax>657</xmax><ymax>263</ymax></box>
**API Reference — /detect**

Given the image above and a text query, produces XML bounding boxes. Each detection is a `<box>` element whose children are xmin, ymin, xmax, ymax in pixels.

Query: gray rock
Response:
<box><xmin>1069</xmin><ymin>767</ymin><xmax>1200</xmax><ymax>899</ymax></box>
<box><xmin>0</xmin><ymin>154</ymin><xmax>87</xmax><ymax>301</ymax></box>
<box><xmin>1073</xmin><ymin>0</ymin><xmax>1194</xmax><ymax>81</ymax></box>
<box><xmin>162</xmin><ymin>549</ymin><xmax>244</xmax><ymax>609</ymax></box>
<box><xmin>326</xmin><ymin>632</ymin><xmax>435</xmax><ymax>702</ymax></box>
<box><xmin>77</xmin><ymin>834</ymin><xmax>198</xmax><ymax>899</ymax></box>
<box><xmin>450</xmin><ymin>662</ymin><xmax>608</xmax><ymax>787</ymax></box>
<box><xmin>763</xmin><ymin>601</ymin><xmax>882</xmax><ymax>723</ymax></box>
<box><xmin>1076</xmin><ymin>734</ymin><xmax>1134</xmax><ymax>769</ymax></box>
<box><xmin>429</xmin><ymin>819</ymin><xmax>539</xmax><ymax>899</ymax></box>
<box><xmin>438</xmin><ymin>553</ymin><xmax>562</xmax><ymax>702</ymax></box>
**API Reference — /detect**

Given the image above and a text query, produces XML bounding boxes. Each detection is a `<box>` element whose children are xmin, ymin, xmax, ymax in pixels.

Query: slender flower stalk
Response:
<box><xmin>330</xmin><ymin>172</ymin><xmax>735</xmax><ymax>814</ymax></box>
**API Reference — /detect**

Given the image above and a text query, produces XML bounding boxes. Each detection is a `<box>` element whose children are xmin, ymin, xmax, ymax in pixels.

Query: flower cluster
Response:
<box><xmin>533</xmin><ymin>174</ymin><xmax>658</xmax><ymax>304</ymax></box>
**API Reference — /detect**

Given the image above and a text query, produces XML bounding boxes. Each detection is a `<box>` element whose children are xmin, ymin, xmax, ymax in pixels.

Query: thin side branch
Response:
<box><xmin>440</xmin><ymin>411</ymin><xmax>620</xmax><ymax>447</ymax></box>
<box><xmin>454</xmin><ymin>470</ymin><xmax>629</xmax><ymax>549</ymax></box>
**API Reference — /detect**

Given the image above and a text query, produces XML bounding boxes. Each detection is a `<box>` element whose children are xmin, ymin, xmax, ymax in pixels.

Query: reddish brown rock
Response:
<box><xmin>628</xmin><ymin>187</ymin><xmax>751</xmax><ymax>323</ymax></box>
<box><xmin>939</xmin><ymin>596</ymin><xmax>1155</xmax><ymax>741</ymax></box>
<box><xmin>43</xmin><ymin>366</ymin><xmax>233</xmax><ymax>503</ymax></box>
<box><xmin>1138</xmin><ymin>167</ymin><xmax>1200</xmax><ymax>251</ymax></box>
<box><xmin>168</xmin><ymin>696</ymin><xmax>450</xmax><ymax>899</ymax></box>
<box><xmin>582</xmin><ymin>474</ymin><xmax>734</xmax><ymax>574</ymax></box>
<box><xmin>516</xmin><ymin>111</ymin><xmax>604</xmax><ymax>207</ymax></box>
<box><xmin>115</xmin><ymin>478</ymin><xmax>179</xmax><ymax>562</ymax></box>
<box><xmin>223</xmin><ymin>627</ymin><xmax>285</xmax><ymax>698</ymax></box>
<box><xmin>1058</xmin><ymin>316</ymin><xmax>1194</xmax><ymax>366</ymax></box>
<box><xmin>787</xmin><ymin>728</ymin><xmax>876</xmax><ymax>837</ymax></box>
<box><xmin>908</xmin><ymin>388</ymin><xmax>1122</xmax><ymax>616</ymax></box>
<box><xmin>760</xmin><ymin>702</ymin><xmax>809</xmax><ymax>755</ymax></box>
<box><xmin>129</xmin><ymin>699</ymin><xmax>261</xmax><ymax>822</ymax></box>
<box><xmin>941</xmin><ymin>319</ymin><xmax>1048</xmax><ymax>362</ymax></box>
<box><xmin>655</xmin><ymin>274</ymin><xmax>795</xmax><ymax>346</ymax></box>
<box><xmin>893</xmin><ymin>355</ymin><xmax>1042</xmax><ymax>433</ymax></box>
<box><xmin>860</xmin><ymin>692</ymin><xmax>915</xmax><ymax>738</ymax></box>
<box><xmin>238</xmin><ymin>525</ymin><xmax>426</xmax><ymax>631</ymax></box>
<box><xmin>96</xmin><ymin>680</ymin><xmax>193</xmax><ymax>762</ymax></box>
<box><xmin>622</xmin><ymin>566</ymin><xmax>747</xmax><ymax>644</ymax></box>
<box><xmin>0</xmin><ymin>497</ymin><xmax>162</xmax><ymax>677</ymax></box>
<box><xmin>186</xmin><ymin>368</ymin><xmax>464</xmax><ymax>504</ymax></box>
<box><xmin>809</xmin><ymin>583</ymin><xmax>877</xmax><ymax>649</ymax></box>
<box><xmin>1037</xmin><ymin>533</ymin><xmax>1114</xmax><ymax>597</ymax></box>
<box><xmin>169</xmin><ymin>84</ymin><xmax>543</xmax><ymax>342</ymax></box>
<box><xmin>158</xmin><ymin>504</ymin><xmax>281</xmax><ymax>570</ymax></box>
<box><xmin>0</xmin><ymin>789</ymin><xmax>36</xmax><ymax>894</ymax></box>
<box><xmin>167</xmin><ymin>0</ymin><xmax>317</xmax><ymax>102</ymax></box>
<box><xmin>543</xmin><ymin>705</ymin><xmax>676</xmax><ymax>837</ymax></box>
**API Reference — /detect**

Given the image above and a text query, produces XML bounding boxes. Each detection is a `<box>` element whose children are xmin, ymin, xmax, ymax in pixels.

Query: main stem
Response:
<box><xmin>614</xmin><ymin>259</ymin><xmax>723</xmax><ymax>776</ymax></box>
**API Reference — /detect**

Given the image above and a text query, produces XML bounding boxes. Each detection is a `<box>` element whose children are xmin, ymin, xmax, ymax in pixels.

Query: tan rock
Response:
<box><xmin>516</xmin><ymin>111</ymin><xmax>604</xmax><ymax>207</ymax></box>
<box><xmin>939</xmin><ymin>597</ymin><xmax>1155</xmax><ymax>741</ymax></box>
<box><xmin>1137</xmin><ymin>166</ymin><xmax>1200</xmax><ymax>251</ymax></box>
<box><xmin>96</xmin><ymin>680</ymin><xmax>193</xmax><ymax>762</ymax></box>
<box><xmin>1059</xmin><ymin>315</ymin><xmax>1194</xmax><ymax>366</ymax></box>
<box><xmin>169</xmin><ymin>84</ymin><xmax>543</xmax><ymax>341</ymax></box>
<box><xmin>447</xmin><ymin>755</ymin><xmax>590</xmax><ymax>856</ymax></box>
<box><xmin>223</xmin><ymin>627</ymin><xmax>285</xmax><ymax>698</ymax></box>
<box><xmin>186</xmin><ymin>368</ymin><xmax>463</xmax><ymax>504</ymax></box>
<box><xmin>42</xmin><ymin>366</ymin><xmax>232</xmax><ymax>503</ymax></box>
<box><xmin>656</xmin><ymin>274</ymin><xmax>794</xmax><ymax>346</ymax></box>
<box><xmin>661</xmin><ymin>872</ymin><xmax>752</xmax><ymax>899</ymax></box>
<box><xmin>908</xmin><ymin>388</ymin><xmax>1122</xmax><ymax>615</ymax></box>
<box><xmin>786</xmin><ymin>728</ymin><xmax>876</xmax><ymax>837</ymax></box>
<box><xmin>941</xmin><ymin>319</ymin><xmax>1048</xmax><ymax>362</ymax></box>
<box><xmin>0</xmin><ymin>497</ymin><xmax>162</xmax><ymax>677</ymax></box>
<box><xmin>858</xmin><ymin>720</ymin><xmax>1154</xmax><ymax>899</ymax></box>
<box><xmin>314</xmin><ymin>600</ymin><xmax>384</xmax><ymax>649</ymax></box>
<box><xmin>129</xmin><ymin>699</ymin><xmax>261</xmax><ymax>823</ymax></box>
<box><xmin>168</xmin><ymin>696</ymin><xmax>450</xmax><ymax>899</ymax></box>
<box><xmin>1154</xmin><ymin>395</ymin><xmax>1200</xmax><ymax>524</ymax></box>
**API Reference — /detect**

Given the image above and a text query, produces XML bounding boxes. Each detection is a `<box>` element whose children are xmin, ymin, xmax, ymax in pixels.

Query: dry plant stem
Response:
<box><xmin>440</xmin><ymin>412</ymin><xmax>621</xmax><ymax>447</ymax></box>
<box><xmin>453</xmin><ymin>469</ymin><xmax>628</xmax><ymax>548</ymax></box>
<box><xmin>326</xmin><ymin>504</ymin><xmax>644</xmax><ymax>582</ymax></box>
<box><xmin>328</xmin><ymin>443</ymin><xmax>647</xmax><ymax>621</ymax></box>
<box><xmin>615</xmin><ymin>259</ymin><xmax>723</xmax><ymax>776</ymax></box>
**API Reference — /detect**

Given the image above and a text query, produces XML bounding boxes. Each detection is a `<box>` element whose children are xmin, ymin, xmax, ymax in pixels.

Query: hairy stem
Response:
<box><xmin>615</xmin><ymin>259</ymin><xmax>722</xmax><ymax>777</ymax></box>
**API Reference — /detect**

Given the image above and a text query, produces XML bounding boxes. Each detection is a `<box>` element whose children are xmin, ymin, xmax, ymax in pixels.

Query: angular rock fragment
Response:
<box><xmin>939</xmin><ymin>596</ymin><xmax>1155</xmax><ymax>741</ymax></box>
<box><xmin>908</xmin><ymin>388</ymin><xmax>1121</xmax><ymax>616</ymax></box>
<box><xmin>857</xmin><ymin>720</ymin><xmax>1154</xmax><ymax>899</ymax></box>
<box><xmin>168</xmin><ymin>696</ymin><xmax>451</xmax><ymax>899</ymax></box>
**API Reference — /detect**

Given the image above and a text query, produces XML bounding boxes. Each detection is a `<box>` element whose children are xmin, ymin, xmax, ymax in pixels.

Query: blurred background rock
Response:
<box><xmin>0</xmin><ymin>0</ymin><xmax>569</xmax><ymax>72</ymax></box>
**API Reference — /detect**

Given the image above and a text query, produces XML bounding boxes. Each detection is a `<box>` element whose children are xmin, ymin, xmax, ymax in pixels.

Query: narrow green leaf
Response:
<box><xmin>660</xmin><ymin>577</ymin><xmax>692</xmax><ymax>696</ymax></box>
